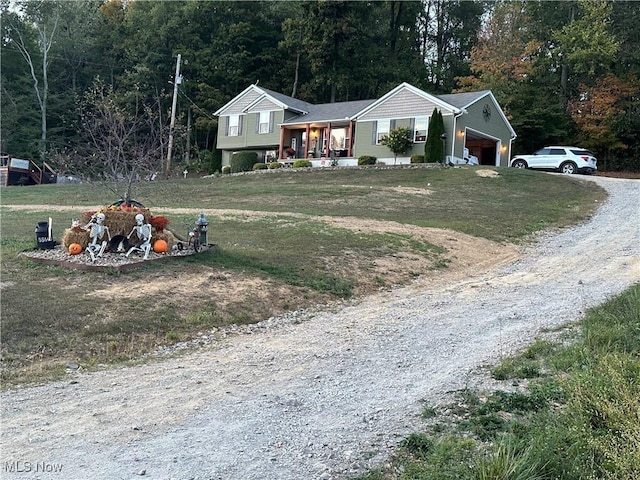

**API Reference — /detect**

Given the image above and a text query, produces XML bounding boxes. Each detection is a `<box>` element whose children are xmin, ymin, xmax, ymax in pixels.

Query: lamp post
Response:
<box><xmin>195</xmin><ymin>213</ymin><xmax>209</xmax><ymax>246</ymax></box>
<box><xmin>440</xmin><ymin>133</ymin><xmax>447</xmax><ymax>165</ymax></box>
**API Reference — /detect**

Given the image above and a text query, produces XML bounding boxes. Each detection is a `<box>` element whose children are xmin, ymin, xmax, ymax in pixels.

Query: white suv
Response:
<box><xmin>510</xmin><ymin>146</ymin><xmax>597</xmax><ymax>174</ymax></box>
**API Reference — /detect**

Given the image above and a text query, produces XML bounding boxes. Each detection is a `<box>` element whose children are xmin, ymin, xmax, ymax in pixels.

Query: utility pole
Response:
<box><xmin>166</xmin><ymin>53</ymin><xmax>182</xmax><ymax>177</ymax></box>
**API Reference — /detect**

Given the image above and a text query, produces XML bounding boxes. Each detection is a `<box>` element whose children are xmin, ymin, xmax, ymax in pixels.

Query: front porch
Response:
<box><xmin>277</xmin><ymin>121</ymin><xmax>354</xmax><ymax>161</ymax></box>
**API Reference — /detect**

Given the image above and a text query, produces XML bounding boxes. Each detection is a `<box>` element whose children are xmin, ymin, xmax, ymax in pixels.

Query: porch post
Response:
<box><xmin>305</xmin><ymin>125</ymin><xmax>311</xmax><ymax>158</ymax></box>
<box><xmin>279</xmin><ymin>126</ymin><xmax>285</xmax><ymax>159</ymax></box>
<box><xmin>347</xmin><ymin>121</ymin><xmax>353</xmax><ymax>157</ymax></box>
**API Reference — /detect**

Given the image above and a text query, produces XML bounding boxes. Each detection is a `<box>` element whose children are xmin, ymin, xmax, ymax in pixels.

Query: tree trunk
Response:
<box><xmin>40</xmin><ymin>29</ymin><xmax>48</xmax><ymax>160</ymax></box>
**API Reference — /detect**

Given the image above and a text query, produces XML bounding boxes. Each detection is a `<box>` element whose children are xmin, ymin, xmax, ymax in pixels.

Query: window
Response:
<box><xmin>330</xmin><ymin>128</ymin><xmax>347</xmax><ymax>150</ymax></box>
<box><xmin>228</xmin><ymin>115</ymin><xmax>240</xmax><ymax>136</ymax></box>
<box><xmin>265</xmin><ymin>150</ymin><xmax>277</xmax><ymax>162</ymax></box>
<box><xmin>258</xmin><ymin>111</ymin><xmax>270</xmax><ymax>134</ymax></box>
<box><xmin>376</xmin><ymin>119</ymin><xmax>390</xmax><ymax>144</ymax></box>
<box><xmin>414</xmin><ymin>116</ymin><xmax>427</xmax><ymax>142</ymax></box>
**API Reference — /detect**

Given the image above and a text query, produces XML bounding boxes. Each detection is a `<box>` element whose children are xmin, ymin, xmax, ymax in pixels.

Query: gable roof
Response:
<box><xmin>258</xmin><ymin>87</ymin><xmax>314</xmax><ymax>115</ymax></box>
<box><xmin>439</xmin><ymin>90</ymin><xmax>516</xmax><ymax>138</ymax></box>
<box><xmin>213</xmin><ymin>84</ymin><xmax>313</xmax><ymax>116</ymax></box>
<box><xmin>352</xmin><ymin>82</ymin><xmax>463</xmax><ymax>119</ymax></box>
<box><xmin>436</xmin><ymin>90</ymin><xmax>491</xmax><ymax>110</ymax></box>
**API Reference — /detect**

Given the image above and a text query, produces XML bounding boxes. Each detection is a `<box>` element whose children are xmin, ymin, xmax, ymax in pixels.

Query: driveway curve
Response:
<box><xmin>1</xmin><ymin>175</ymin><xmax>638</xmax><ymax>480</ymax></box>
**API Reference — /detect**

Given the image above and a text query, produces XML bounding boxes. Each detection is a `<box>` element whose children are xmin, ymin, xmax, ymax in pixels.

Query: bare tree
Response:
<box><xmin>72</xmin><ymin>80</ymin><xmax>165</xmax><ymax>205</ymax></box>
<box><xmin>6</xmin><ymin>1</ymin><xmax>59</xmax><ymax>159</ymax></box>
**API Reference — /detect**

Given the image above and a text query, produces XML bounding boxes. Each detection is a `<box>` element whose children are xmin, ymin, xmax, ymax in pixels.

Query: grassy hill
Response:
<box><xmin>0</xmin><ymin>166</ymin><xmax>607</xmax><ymax>385</ymax></box>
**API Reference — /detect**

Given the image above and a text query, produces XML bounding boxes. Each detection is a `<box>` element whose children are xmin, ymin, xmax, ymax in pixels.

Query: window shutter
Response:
<box><xmin>255</xmin><ymin>113</ymin><xmax>260</xmax><ymax>134</ymax></box>
<box><xmin>238</xmin><ymin>115</ymin><xmax>244</xmax><ymax>135</ymax></box>
<box><xmin>409</xmin><ymin>118</ymin><xmax>415</xmax><ymax>141</ymax></box>
<box><xmin>225</xmin><ymin>116</ymin><xmax>229</xmax><ymax>137</ymax></box>
<box><xmin>372</xmin><ymin>121</ymin><xmax>377</xmax><ymax>144</ymax></box>
<box><xmin>390</xmin><ymin>119</ymin><xmax>396</xmax><ymax>130</ymax></box>
<box><xmin>269</xmin><ymin>111</ymin><xmax>274</xmax><ymax>133</ymax></box>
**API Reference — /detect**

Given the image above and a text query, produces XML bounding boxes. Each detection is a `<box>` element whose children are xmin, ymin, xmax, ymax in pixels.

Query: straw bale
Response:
<box><xmin>153</xmin><ymin>230</ymin><xmax>175</xmax><ymax>249</ymax></box>
<box><xmin>62</xmin><ymin>227</ymin><xmax>90</xmax><ymax>248</ymax></box>
<box><xmin>80</xmin><ymin>207</ymin><xmax>152</xmax><ymax>237</ymax></box>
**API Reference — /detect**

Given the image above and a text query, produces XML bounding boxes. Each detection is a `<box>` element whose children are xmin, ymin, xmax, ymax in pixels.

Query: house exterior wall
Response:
<box><xmin>454</xmin><ymin>96</ymin><xmax>513</xmax><ymax>166</ymax></box>
<box><xmin>354</xmin><ymin>118</ymin><xmax>426</xmax><ymax>160</ymax></box>
<box><xmin>222</xmin><ymin>89</ymin><xmax>261</xmax><ymax>115</ymax></box>
<box><xmin>358</xmin><ymin>89</ymin><xmax>444</xmax><ymax>121</ymax></box>
<box><xmin>215</xmin><ymin>84</ymin><xmax>515</xmax><ymax>167</ymax></box>
<box><xmin>217</xmin><ymin>109</ymin><xmax>284</xmax><ymax>151</ymax></box>
<box><xmin>246</xmin><ymin>98</ymin><xmax>279</xmax><ymax>112</ymax></box>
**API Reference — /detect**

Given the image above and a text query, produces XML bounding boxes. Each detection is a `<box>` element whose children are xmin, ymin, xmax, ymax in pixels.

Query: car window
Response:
<box><xmin>570</xmin><ymin>149</ymin><xmax>594</xmax><ymax>156</ymax></box>
<box><xmin>549</xmin><ymin>149</ymin><xmax>566</xmax><ymax>155</ymax></box>
<box><xmin>534</xmin><ymin>148</ymin><xmax>550</xmax><ymax>155</ymax></box>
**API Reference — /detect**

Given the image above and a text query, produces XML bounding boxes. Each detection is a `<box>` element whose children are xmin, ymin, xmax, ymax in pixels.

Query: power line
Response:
<box><xmin>178</xmin><ymin>90</ymin><xmax>217</xmax><ymax>120</ymax></box>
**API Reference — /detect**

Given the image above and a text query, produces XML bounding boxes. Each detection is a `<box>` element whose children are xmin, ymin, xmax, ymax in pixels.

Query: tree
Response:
<box><xmin>568</xmin><ymin>74</ymin><xmax>637</xmax><ymax>170</ymax></box>
<box><xmin>424</xmin><ymin>109</ymin><xmax>445</xmax><ymax>163</ymax></box>
<box><xmin>5</xmin><ymin>1</ymin><xmax>60</xmax><ymax>159</ymax></box>
<box><xmin>458</xmin><ymin>1</ymin><xmax>575</xmax><ymax>154</ymax></box>
<box><xmin>67</xmin><ymin>79</ymin><xmax>165</xmax><ymax>204</ymax></box>
<box><xmin>419</xmin><ymin>0</ymin><xmax>484</xmax><ymax>93</ymax></box>
<box><xmin>380</xmin><ymin>126</ymin><xmax>413</xmax><ymax>164</ymax></box>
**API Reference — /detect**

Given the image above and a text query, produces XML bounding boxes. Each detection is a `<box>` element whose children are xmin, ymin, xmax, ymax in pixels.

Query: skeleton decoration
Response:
<box><xmin>84</xmin><ymin>213</ymin><xmax>111</xmax><ymax>262</ymax></box>
<box><xmin>126</xmin><ymin>213</ymin><xmax>152</xmax><ymax>260</ymax></box>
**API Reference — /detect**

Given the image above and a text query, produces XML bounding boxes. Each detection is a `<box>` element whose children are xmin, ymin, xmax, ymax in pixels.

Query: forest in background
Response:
<box><xmin>1</xmin><ymin>0</ymin><xmax>638</xmax><ymax>174</ymax></box>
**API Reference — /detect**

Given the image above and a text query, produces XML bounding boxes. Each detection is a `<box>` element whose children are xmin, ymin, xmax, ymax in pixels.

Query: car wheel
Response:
<box><xmin>512</xmin><ymin>159</ymin><xmax>527</xmax><ymax>169</ymax></box>
<box><xmin>560</xmin><ymin>161</ymin><xmax>577</xmax><ymax>174</ymax></box>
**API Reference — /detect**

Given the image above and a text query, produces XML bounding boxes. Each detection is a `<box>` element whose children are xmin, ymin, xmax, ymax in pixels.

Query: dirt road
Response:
<box><xmin>1</xmin><ymin>175</ymin><xmax>638</xmax><ymax>480</ymax></box>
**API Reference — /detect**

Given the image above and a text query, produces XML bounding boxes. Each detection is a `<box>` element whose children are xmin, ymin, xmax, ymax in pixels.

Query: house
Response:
<box><xmin>214</xmin><ymin>82</ymin><xmax>516</xmax><ymax>168</ymax></box>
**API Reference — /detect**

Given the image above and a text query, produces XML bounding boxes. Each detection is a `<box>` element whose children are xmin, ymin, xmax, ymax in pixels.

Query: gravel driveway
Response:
<box><xmin>1</xmin><ymin>175</ymin><xmax>638</xmax><ymax>480</ymax></box>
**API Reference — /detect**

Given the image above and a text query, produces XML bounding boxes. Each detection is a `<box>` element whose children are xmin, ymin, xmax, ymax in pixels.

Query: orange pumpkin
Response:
<box><xmin>153</xmin><ymin>239</ymin><xmax>169</xmax><ymax>253</ymax></box>
<box><xmin>68</xmin><ymin>243</ymin><xmax>83</xmax><ymax>255</ymax></box>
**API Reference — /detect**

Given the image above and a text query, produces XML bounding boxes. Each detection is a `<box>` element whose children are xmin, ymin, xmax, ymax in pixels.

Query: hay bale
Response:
<box><xmin>153</xmin><ymin>230</ymin><xmax>175</xmax><ymax>249</ymax></box>
<box><xmin>80</xmin><ymin>207</ymin><xmax>152</xmax><ymax>237</ymax></box>
<box><xmin>62</xmin><ymin>227</ymin><xmax>90</xmax><ymax>248</ymax></box>
<box><xmin>102</xmin><ymin>209</ymin><xmax>152</xmax><ymax>237</ymax></box>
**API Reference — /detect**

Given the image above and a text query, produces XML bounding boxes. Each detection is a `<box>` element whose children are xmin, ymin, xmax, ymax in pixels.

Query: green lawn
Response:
<box><xmin>0</xmin><ymin>166</ymin><xmax>607</xmax><ymax>385</ymax></box>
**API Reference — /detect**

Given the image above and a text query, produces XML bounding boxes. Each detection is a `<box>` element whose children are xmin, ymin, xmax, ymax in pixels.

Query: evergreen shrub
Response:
<box><xmin>222</xmin><ymin>166</ymin><xmax>231</xmax><ymax>174</ymax></box>
<box><xmin>253</xmin><ymin>162</ymin><xmax>267</xmax><ymax>170</ymax></box>
<box><xmin>293</xmin><ymin>160</ymin><xmax>312</xmax><ymax>168</ymax></box>
<box><xmin>230</xmin><ymin>151</ymin><xmax>258</xmax><ymax>173</ymax></box>
<box><xmin>358</xmin><ymin>155</ymin><xmax>377</xmax><ymax>165</ymax></box>
<box><xmin>268</xmin><ymin>162</ymin><xmax>283</xmax><ymax>169</ymax></box>
<box><xmin>411</xmin><ymin>154</ymin><xmax>425</xmax><ymax>163</ymax></box>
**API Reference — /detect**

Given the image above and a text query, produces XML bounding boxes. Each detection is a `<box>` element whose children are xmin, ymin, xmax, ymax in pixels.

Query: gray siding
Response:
<box><xmin>358</xmin><ymin>89</ymin><xmax>444</xmax><ymax>121</ymax></box>
<box><xmin>246</xmin><ymin>98</ymin><xmax>279</xmax><ymax>112</ymax></box>
<box><xmin>455</xmin><ymin>96</ymin><xmax>513</xmax><ymax>166</ymax></box>
<box><xmin>246</xmin><ymin>110</ymin><xmax>281</xmax><ymax>146</ymax></box>
<box><xmin>223</xmin><ymin>90</ymin><xmax>261</xmax><ymax>115</ymax></box>
<box><xmin>218</xmin><ymin>110</ymin><xmax>284</xmax><ymax>150</ymax></box>
<box><xmin>354</xmin><ymin>119</ymin><xmax>425</xmax><ymax>159</ymax></box>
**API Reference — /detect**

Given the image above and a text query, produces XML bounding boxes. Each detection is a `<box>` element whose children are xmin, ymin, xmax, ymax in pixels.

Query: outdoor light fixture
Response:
<box><xmin>195</xmin><ymin>213</ymin><xmax>209</xmax><ymax>246</ymax></box>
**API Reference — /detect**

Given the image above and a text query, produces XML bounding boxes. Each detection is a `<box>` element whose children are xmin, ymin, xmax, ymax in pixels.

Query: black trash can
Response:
<box><xmin>35</xmin><ymin>221</ymin><xmax>55</xmax><ymax>249</ymax></box>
